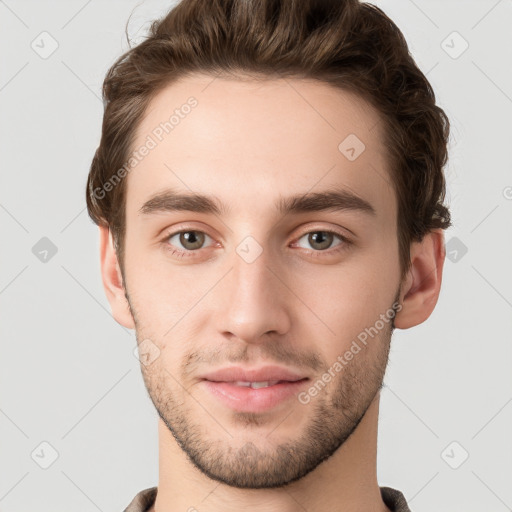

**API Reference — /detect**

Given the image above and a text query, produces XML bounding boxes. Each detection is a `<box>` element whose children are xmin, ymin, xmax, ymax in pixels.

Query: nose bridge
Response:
<box><xmin>232</xmin><ymin>242</ymin><xmax>272</xmax><ymax>303</ymax></box>
<box><xmin>217</xmin><ymin>235</ymin><xmax>290</xmax><ymax>342</ymax></box>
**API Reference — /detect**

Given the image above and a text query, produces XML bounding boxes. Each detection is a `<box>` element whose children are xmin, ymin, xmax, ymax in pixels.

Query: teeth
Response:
<box><xmin>251</xmin><ymin>381</ymin><xmax>277</xmax><ymax>389</ymax></box>
<box><xmin>233</xmin><ymin>380</ymin><xmax>280</xmax><ymax>388</ymax></box>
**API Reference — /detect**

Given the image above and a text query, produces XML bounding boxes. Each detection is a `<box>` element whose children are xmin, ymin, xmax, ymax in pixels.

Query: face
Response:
<box><xmin>120</xmin><ymin>74</ymin><xmax>403</xmax><ymax>488</ymax></box>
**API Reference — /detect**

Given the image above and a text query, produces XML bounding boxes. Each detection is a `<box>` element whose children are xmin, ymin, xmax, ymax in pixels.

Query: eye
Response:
<box><xmin>160</xmin><ymin>227</ymin><xmax>351</xmax><ymax>260</ymax></box>
<box><xmin>294</xmin><ymin>230</ymin><xmax>347</xmax><ymax>252</ymax></box>
<box><xmin>165</xmin><ymin>230</ymin><xmax>214</xmax><ymax>253</ymax></box>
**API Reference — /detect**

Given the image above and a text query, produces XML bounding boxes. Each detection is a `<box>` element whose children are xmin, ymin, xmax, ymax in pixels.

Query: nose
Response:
<box><xmin>214</xmin><ymin>242</ymin><xmax>292</xmax><ymax>344</ymax></box>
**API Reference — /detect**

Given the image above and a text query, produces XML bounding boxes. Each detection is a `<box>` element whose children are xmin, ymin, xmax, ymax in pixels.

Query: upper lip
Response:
<box><xmin>200</xmin><ymin>365</ymin><xmax>309</xmax><ymax>383</ymax></box>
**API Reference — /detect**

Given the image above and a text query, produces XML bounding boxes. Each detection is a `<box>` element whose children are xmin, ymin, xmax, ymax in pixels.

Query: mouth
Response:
<box><xmin>199</xmin><ymin>364</ymin><xmax>309</xmax><ymax>384</ymax></box>
<box><xmin>199</xmin><ymin>376</ymin><xmax>310</xmax><ymax>413</ymax></box>
<box><xmin>225</xmin><ymin>379</ymin><xmax>306</xmax><ymax>389</ymax></box>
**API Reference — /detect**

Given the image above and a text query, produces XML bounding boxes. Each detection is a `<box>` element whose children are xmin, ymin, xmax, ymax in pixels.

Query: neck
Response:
<box><xmin>152</xmin><ymin>391</ymin><xmax>389</xmax><ymax>512</ymax></box>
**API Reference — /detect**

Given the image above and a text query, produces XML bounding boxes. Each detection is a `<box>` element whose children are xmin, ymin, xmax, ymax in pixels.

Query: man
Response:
<box><xmin>86</xmin><ymin>0</ymin><xmax>451</xmax><ymax>510</ymax></box>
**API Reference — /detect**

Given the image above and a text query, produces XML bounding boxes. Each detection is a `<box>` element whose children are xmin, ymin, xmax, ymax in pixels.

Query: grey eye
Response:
<box><xmin>296</xmin><ymin>231</ymin><xmax>342</xmax><ymax>251</ymax></box>
<box><xmin>168</xmin><ymin>231</ymin><xmax>211</xmax><ymax>250</ymax></box>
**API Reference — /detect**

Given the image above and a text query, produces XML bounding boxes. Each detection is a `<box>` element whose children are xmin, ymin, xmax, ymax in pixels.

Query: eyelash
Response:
<box><xmin>160</xmin><ymin>227</ymin><xmax>352</xmax><ymax>260</ymax></box>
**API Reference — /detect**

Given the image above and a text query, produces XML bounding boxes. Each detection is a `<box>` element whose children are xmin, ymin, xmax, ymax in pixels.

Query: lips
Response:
<box><xmin>199</xmin><ymin>365</ymin><xmax>308</xmax><ymax>384</ymax></box>
<box><xmin>199</xmin><ymin>365</ymin><xmax>310</xmax><ymax>412</ymax></box>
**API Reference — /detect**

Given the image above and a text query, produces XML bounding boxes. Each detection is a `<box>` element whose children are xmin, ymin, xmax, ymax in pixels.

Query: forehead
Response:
<box><xmin>126</xmin><ymin>74</ymin><xmax>396</xmax><ymax>224</ymax></box>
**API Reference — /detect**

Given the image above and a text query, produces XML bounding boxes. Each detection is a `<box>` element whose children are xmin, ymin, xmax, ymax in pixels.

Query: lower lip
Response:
<box><xmin>201</xmin><ymin>379</ymin><xmax>309</xmax><ymax>413</ymax></box>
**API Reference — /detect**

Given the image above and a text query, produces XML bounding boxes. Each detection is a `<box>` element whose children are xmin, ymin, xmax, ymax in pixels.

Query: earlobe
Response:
<box><xmin>99</xmin><ymin>226</ymin><xmax>135</xmax><ymax>329</ymax></box>
<box><xmin>394</xmin><ymin>229</ymin><xmax>446</xmax><ymax>329</ymax></box>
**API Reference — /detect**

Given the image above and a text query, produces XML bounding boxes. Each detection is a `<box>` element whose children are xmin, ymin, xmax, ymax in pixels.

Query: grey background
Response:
<box><xmin>1</xmin><ymin>0</ymin><xmax>511</xmax><ymax>510</ymax></box>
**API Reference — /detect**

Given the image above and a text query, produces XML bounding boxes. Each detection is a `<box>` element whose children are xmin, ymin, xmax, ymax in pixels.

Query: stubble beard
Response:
<box><xmin>128</xmin><ymin>293</ymin><xmax>397</xmax><ymax>489</ymax></box>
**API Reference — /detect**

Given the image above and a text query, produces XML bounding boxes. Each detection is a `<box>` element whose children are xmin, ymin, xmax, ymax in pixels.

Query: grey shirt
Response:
<box><xmin>123</xmin><ymin>485</ymin><xmax>412</xmax><ymax>511</ymax></box>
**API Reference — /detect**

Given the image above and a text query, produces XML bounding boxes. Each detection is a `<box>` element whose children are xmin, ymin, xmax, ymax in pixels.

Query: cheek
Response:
<box><xmin>124</xmin><ymin>245</ymin><xmax>219</xmax><ymax>337</ymax></box>
<box><xmin>305</xmin><ymin>257</ymin><xmax>396</xmax><ymax>305</ymax></box>
<box><xmin>291</xmin><ymin>245</ymin><xmax>399</xmax><ymax>346</ymax></box>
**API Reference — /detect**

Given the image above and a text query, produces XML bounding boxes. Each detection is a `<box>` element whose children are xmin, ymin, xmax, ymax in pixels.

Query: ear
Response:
<box><xmin>99</xmin><ymin>225</ymin><xmax>135</xmax><ymax>329</ymax></box>
<box><xmin>394</xmin><ymin>229</ymin><xmax>446</xmax><ymax>329</ymax></box>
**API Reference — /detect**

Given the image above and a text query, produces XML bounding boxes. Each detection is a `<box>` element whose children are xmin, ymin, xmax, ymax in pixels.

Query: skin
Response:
<box><xmin>99</xmin><ymin>74</ymin><xmax>446</xmax><ymax>512</ymax></box>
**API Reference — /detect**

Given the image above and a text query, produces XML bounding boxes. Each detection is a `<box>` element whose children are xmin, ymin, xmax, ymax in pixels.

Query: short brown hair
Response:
<box><xmin>86</xmin><ymin>0</ymin><xmax>451</xmax><ymax>280</ymax></box>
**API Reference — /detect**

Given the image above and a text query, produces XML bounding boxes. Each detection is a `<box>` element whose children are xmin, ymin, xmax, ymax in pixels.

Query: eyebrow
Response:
<box><xmin>139</xmin><ymin>187</ymin><xmax>376</xmax><ymax>218</ymax></box>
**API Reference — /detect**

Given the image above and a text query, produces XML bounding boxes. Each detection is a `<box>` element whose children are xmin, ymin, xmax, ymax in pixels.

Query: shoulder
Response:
<box><xmin>380</xmin><ymin>486</ymin><xmax>412</xmax><ymax>512</ymax></box>
<box><xmin>123</xmin><ymin>486</ymin><xmax>158</xmax><ymax>512</ymax></box>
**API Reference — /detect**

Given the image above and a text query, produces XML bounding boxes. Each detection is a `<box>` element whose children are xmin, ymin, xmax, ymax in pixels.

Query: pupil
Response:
<box><xmin>310</xmin><ymin>231</ymin><xmax>332</xmax><ymax>250</ymax></box>
<box><xmin>181</xmin><ymin>231</ymin><xmax>203</xmax><ymax>249</ymax></box>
